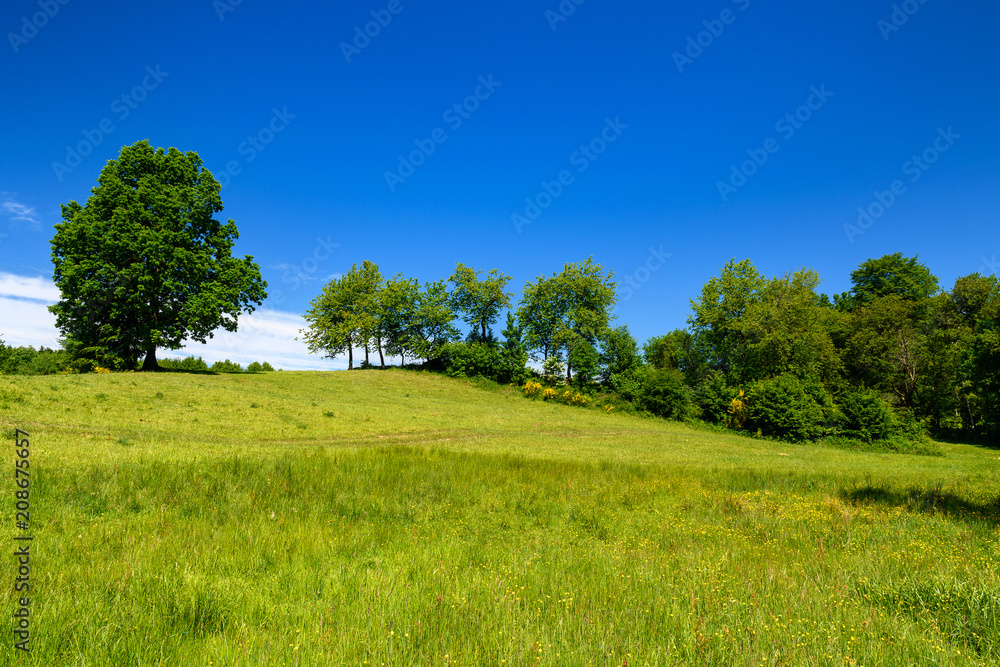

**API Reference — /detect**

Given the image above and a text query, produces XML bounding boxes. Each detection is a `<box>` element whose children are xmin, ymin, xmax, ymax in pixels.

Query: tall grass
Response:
<box><xmin>1</xmin><ymin>369</ymin><xmax>998</xmax><ymax>665</ymax></box>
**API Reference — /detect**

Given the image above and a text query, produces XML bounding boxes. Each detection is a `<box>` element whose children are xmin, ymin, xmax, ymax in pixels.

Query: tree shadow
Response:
<box><xmin>841</xmin><ymin>483</ymin><xmax>1000</xmax><ymax>527</ymax></box>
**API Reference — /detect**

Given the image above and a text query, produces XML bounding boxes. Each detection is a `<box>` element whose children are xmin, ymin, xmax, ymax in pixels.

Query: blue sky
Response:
<box><xmin>1</xmin><ymin>0</ymin><xmax>998</xmax><ymax>368</ymax></box>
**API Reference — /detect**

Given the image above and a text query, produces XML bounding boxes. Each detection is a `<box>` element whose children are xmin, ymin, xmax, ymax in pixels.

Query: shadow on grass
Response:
<box><xmin>841</xmin><ymin>483</ymin><xmax>1000</xmax><ymax>526</ymax></box>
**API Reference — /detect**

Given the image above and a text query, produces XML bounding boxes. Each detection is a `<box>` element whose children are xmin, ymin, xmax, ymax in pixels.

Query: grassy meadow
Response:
<box><xmin>1</xmin><ymin>369</ymin><xmax>999</xmax><ymax>666</ymax></box>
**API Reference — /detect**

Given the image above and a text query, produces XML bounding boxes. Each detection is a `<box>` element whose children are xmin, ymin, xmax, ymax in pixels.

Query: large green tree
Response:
<box><xmin>835</xmin><ymin>253</ymin><xmax>939</xmax><ymax>311</ymax></box>
<box><xmin>301</xmin><ymin>261</ymin><xmax>380</xmax><ymax>370</ymax></box>
<box><xmin>517</xmin><ymin>275</ymin><xmax>564</xmax><ymax>363</ymax></box>
<box><xmin>688</xmin><ymin>258</ymin><xmax>766</xmax><ymax>380</ymax></box>
<box><xmin>448</xmin><ymin>263</ymin><xmax>513</xmax><ymax>342</ymax></box>
<box><xmin>547</xmin><ymin>258</ymin><xmax>618</xmax><ymax>381</ymax></box>
<box><xmin>50</xmin><ymin>140</ymin><xmax>266</xmax><ymax>371</ymax></box>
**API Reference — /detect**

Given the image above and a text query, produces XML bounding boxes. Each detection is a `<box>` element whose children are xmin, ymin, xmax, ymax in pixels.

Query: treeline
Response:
<box><xmin>303</xmin><ymin>253</ymin><xmax>1000</xmax><ymax>444</ymax></box>
<box><xmin>0</xmin><ymin>343</ymin><xmax>276</xmax><ymax>375</ymax></box>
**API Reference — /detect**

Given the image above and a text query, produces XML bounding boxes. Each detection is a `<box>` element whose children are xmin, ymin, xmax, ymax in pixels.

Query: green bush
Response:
<box><xmin>439</xmin><ymin>342</ymin><xmax>502</xmax><ymax>380</ymax></box>
<box><xmin>607</xmin><ymin>369</ymin><xmax>644</xmax><ymax>403</ymax></box>
<box><xmin>745</xmin><ymin>374</ymin><xmax>826</xmax><ymax>442</ymax></box>
<box><xmin>246</xmin><ymin>362</ymin><xmax>263</xmax><ymax>373</ymax></box>
<box><xmin>211</xmin><ymin>359</ymin><xmax>244</xmax><ymax>373</ymax></box>
<box><xmin>837</xmin><ymin>388</ymin><xmax>897</xmax><ymax>442</ymax></box>
<box><xmin>159</xmin><ymin>356</ymin><xmax>210</xmax><ymax>372</ymax></box>
<box><xmin>261</xmin><ymin>362</ymin><xmax>275</xmax><ymax>372</ymax></box>
<box><xmin>637</xmin><ymin>368</ymin><xmax>694</xmax><ymax>421</ymax></box>
<box><xmin>694</xmin><ymin>371</ymin><xmax>736</xmax><ymax>424</ymax></box>
<box><xmin>0</xmin><ymin>344</ymin><xmax>73</xmax><ymax>375</ymax></box>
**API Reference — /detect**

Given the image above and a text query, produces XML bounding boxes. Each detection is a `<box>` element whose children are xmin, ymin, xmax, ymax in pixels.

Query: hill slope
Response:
<box><xmin>1</xmin><ymin>369</ymin><xmax>998</xmax><ymax>665</ymax></box>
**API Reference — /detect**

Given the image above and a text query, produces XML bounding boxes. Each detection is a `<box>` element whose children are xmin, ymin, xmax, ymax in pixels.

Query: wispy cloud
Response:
<box><xmin>0</xmin><ymin>196</ymin><xmax>41</xmax><ymax>227</ymax></box>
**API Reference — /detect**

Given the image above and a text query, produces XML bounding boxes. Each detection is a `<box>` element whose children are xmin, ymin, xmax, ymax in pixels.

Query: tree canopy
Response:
<box><xmin>49</xmin><ymin>140</ymin><xmax>266</xmax><ymax>371</ymax></box>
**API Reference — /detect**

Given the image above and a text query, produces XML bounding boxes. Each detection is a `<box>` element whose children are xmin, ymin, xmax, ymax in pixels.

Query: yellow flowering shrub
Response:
<box><xmin>726</xmin><ymin>389</ymin><xmax>748</xmax><ymax>429</ymax></box>
<box><xmin>522</xmin><ymin>381</ymin><xmax>544</xmax><ymax>399</ymax></box>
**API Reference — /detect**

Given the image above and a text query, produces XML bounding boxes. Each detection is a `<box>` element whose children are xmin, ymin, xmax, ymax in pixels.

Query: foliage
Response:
<box><xmin>745</xmin><ymin>374</ymin><xmax>828</xmax><ymax>442</ymax></box>
<box><xmin>439</xmin><ymin>341</ymin><xmax>502</xmax><ymax>380</ymax></box>
<box><xmin>694</xmin><ymin>370</ymin><xmax>736</xmax><ymax>424</ymax></box>
<box><xmin>837</xmin><ymin>387</ymin><xmax>898</xmax><ymax>442</ymax></box>
<box><xmin>302</xmin><ymin>261</ymin><xmax>384</xmax><ymax>370</ymax></box>
<box><xmin>0</xmin><ymin>342</ymin><xmax>74</xmax><ymax>375</ymax></box>
<box><xmin>688</xmin><ymin>258</ymin><xmax>766</xmax><ymax>381</ymax></box>
<box><xmin>158</xmin><ymin>356</ymin><xmax>210</xmax><ymax>372</ymax></box>
<box><xmin>567</xmin><ymin>339</ymin><xmax>600</xmax><ymax>387</ymax></box>
<box><xmin>599</xmin><ymin>325</ymin><xmax>642</xmax><ymax>384</ymax></box>
<box><xmin>261</xmin><ymin>362</ymin><xmax>275</xmax><ymax>372</ymax></box>
<box><xmin>835</xmin><ymin>252</ymin><xmax>939</xmax><ymax>311</ymax></box>
<box><xmin>49</xmin><ymin>140</ymin><xmax>266</xmax><ymax>371</ymax></box>
<box><xmin>541</xmin><ymin>356</ymin><xmax>565</xmax><ymax>386</ymax></box>
<box><xmin>642</xmin><ymin>329</ymin><xmax>703</xmax><ymax>384</ymax></box>
<box><xmin>246</xmin><ymin>362</ymin><xmax>263</xmax><ymax>373</ymax></box>
<box><xmin>210</xmin><ymin>359</ymin><xmax>244</xmax><ymax>373</ymax></box>
<box><xmin>637</xmin><ymin>368</ymin><xmax>694</xmax><ymax>421</ymax></box>
<box><xmin>448</xmin><ymin>263</ymin><xmax>513</xmax><ymax>342</ymax></box>
<box><xmin>408</xmin><ymin>280</ymin><xmax>459</xmax><ymax>363</ymax></box>
<box><xmin>497</xmin><ymin>312</ymin><xmax>530</xmax><ymax>385</ymax></box>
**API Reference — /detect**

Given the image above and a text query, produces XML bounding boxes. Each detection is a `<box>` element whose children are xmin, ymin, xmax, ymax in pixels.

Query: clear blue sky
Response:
<box><xmin>2</xmin><ymin>0</ymin><xmax>998</xmax><ymax>364</ymax></box>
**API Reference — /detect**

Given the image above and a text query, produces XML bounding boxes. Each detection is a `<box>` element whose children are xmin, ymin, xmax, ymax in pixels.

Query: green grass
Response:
<box><xmin>1</xmin><ymin>369</ymin><xmax>999</xmax><ymax>665</ymax></box>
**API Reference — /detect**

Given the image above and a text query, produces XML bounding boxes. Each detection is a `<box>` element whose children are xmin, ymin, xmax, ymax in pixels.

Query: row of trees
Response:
<box><xmin>300</xmin><ymin>257</ymin><xmax>617</xmax><ymax>380</ymax></box>
<box><xmin>302</xmin><ymin>253</ymin><xmax>1000</xmax><ymax>442</ymax></box>
<box><xmin>638</xmin><ymin>253</ymin><xmax>1000</xmax><ymax>441</ymax></box>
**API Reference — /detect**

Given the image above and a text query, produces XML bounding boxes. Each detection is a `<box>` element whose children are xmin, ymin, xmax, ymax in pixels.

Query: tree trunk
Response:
<box><xmin>378</xmin><ymin>338</ymin><xmax>385</xmax><ymax>368</ymax></box>
<box><xmin>365</xmin><ymin>343</ymin><xmax>370</xmax><ymax>366</ymax></box>
<box><xmin>482</xmin><ymin>321</ymin><xmax>487</xmax><ymax>342</ymax></box>
<box><xmin>566</xmin><ymin>361</ymin><xmax>572</xmax><ymax>384</ymax></box>
<box><xmin>141</xmin><ymin>349</ymin><xmax>160</xmax><ymax>372</ymax></box>
<box><xmin>348</xmin><ymin>345</ymin><xmax>353</xmax><ymax>370</ymax></box>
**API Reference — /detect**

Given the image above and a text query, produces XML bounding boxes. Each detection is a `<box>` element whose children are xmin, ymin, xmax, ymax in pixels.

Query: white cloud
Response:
<box><xmin>0</xmin><ymin>272</ymin><xmax>61</xmax><ymax>302</ymax></box>
<box><xmin>0</xmin><ymin>271</ymin><xmax>350</xmax><ymax>370</ymax></box>
<box><xmin>0</xmin><ymin>296</ymin><xmax>60</xmax><ymax>348</ymax></box>
<box><xmin>1</xmin><ymin>197</ymin><xmax>41</xmax><ymax>227</ymax></box>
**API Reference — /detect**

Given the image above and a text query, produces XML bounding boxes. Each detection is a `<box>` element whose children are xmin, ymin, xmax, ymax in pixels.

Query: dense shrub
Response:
<box><xmin>246</xmin><ymin>361</ymin><xmax>263</xmax><ymax>373</ymax></box>
<box><xmin>0</xmin><ymin>343</ymin><xmax>73</xmax><ymax>375</ymax></box>
<box><xmin>568</xmin><ymin>341</ymin><xmax>600</xmax><ymax>387</ymax></box>
<box><xmin>745</xmin><ymin>374</ymin><xmax>827</xmax><ymax>442</ymax></box>
<box><xmin>607</xmin><ymin>369</ymin><xmax>643</xmax><ymax>403</ymax></box>
<box><xmin>261</xmin><ymin>362</ymin><xmax>275</xmax><ymax>372</ymax></box>
<box><xmin>211</xmin><ymin>359</ymin><xmax>244</xmax><ymax>373</ymax></box>
<box><xmin>837</xmin><ymin>388</ymin><xmax>897</xmax><ymax>442</ymax></box>
<box><xmin>439</xmin><ymin>342</ymin><xmax>502</xmax><ymax>380</ymax></box>
<box><xmin>637</xmin><ymin>368</ymin><xmax>694</xmax><ymax>421</ymax></box>
<box><xmin>694</xmin><ymin>371</ymin><xmax>736</xmax><ymax>424</ymax></box>
<box><xmin>159</xmin><ymin>356</ymin><xmax>210</xmax><ymax>372</ymax></box>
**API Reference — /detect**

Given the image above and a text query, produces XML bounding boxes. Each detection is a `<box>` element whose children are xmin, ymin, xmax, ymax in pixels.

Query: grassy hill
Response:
<box><xmin>1</xmin><ymin>369</ymin><xmax>998</xmax><ymax>665</ymax></box>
